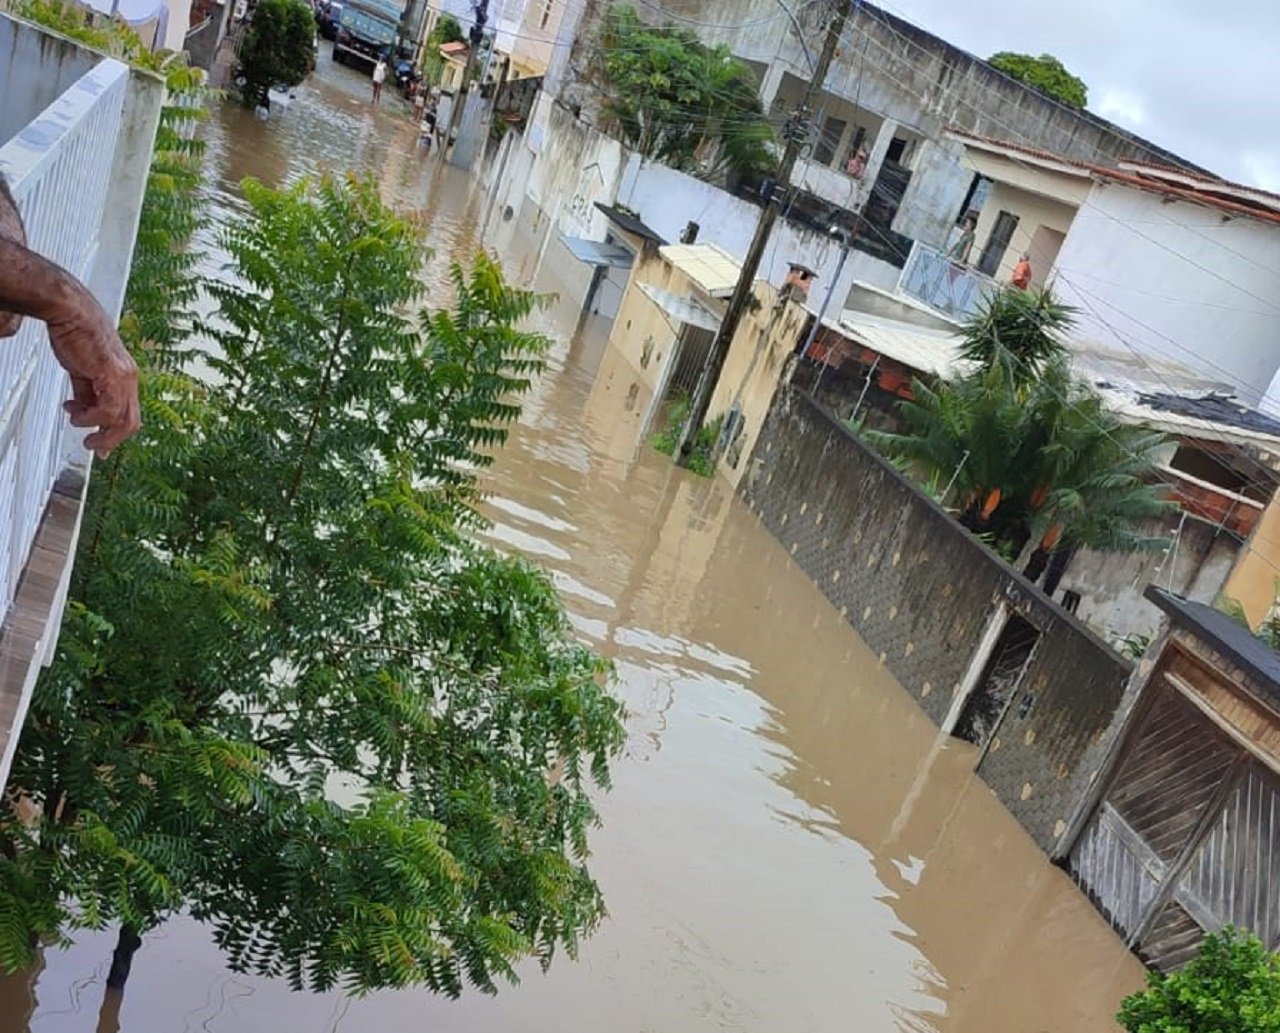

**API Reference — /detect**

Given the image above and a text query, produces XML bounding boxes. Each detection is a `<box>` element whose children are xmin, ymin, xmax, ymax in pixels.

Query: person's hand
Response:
<box><xmin>44</xmin><ymin>292</ymin><xmax>141</xmax><ymax>459</ymax></box>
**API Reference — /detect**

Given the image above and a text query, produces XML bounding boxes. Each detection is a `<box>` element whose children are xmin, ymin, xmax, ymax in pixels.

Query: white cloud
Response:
<box><xmin>1241</xmin><ymin>152</ymin><xmax>1280</xmax><ymax>193</ymax></box>
<box><xmin>1095</xmin><ymin>88</ymin><xmax>1147</xmax><ymax>130</ymax></box>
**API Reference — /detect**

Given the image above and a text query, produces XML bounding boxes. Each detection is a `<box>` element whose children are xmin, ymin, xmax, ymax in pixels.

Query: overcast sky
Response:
<box><xmin>882</xmin><ymin>0</ymin><xmax>1280</xmax><ymax>191</ymax></box>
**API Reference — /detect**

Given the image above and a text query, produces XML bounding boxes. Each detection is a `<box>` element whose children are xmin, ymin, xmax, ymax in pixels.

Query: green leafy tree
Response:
<box><xmin>421</xmin><ymin>14</ymin><xmax>466</xmax><ymax>83</ymax></box>
<box><xmin>598</xmin><ymin>5</ymin><xmax>774</xmax><ymax>181</ymax></box>
<box><xmin>237</xmin><ymin>0</ymin><xmax>316</xmax><ymax>106</ymax></box>
<box><xmin>1118</xmin><ymin>927</ymin><xmax>1280</xmax><ymax>1032</ymax></box>
<box><xmin>0</xmin><ymin>171</ymin><xmax>625</xmax><ymax>996</ymax></box>
<box><xmin>867</xmin><ymin>289</ymin><xmax>1172</xmax><ymax>575</ymax></box>
<box><xmin>988</xmin><ymin>51</ymin><xmax>1088</xmax><ymax>109</ymax></box>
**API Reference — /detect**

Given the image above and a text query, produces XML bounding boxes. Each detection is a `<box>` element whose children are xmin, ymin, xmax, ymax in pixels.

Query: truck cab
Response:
<box><xmin>333</xmin><ymin>0</ymin><xmax>402</xmax><ymax>70</ymax></box>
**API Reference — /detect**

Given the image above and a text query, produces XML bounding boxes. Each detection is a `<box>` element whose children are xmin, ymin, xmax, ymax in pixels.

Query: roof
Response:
<box><xmin>834</xmin><ymin>310</ymin><xmax>967</xmax><ymax>379</ymax></box>
<box><xmin>593</xmin><ymin>203</ymin><xmax>667</xmax><ymax>245</ymax></box>
<box><xmin>559</xmin><ymin>235</ymin><xmax>634</xmax><ymax>269</ymax></box>
<box><xmin>659</xmin><ymin>243</ymin><xmax>741</xmax><ymax>299</ymax></box>
<box><xmin>833</xmin><ymin>308</ymin><xmax>1280</xmax><ymax>451</ymax></box>
<box><xmin>439</xmin><ymin>41</ymin><xmax>469</xmax><ymax>57</ymax></box>
<box><xmin>636</xmin><ymin>283</ymin><xmax>722</xmax><ymax>333</ymax></box>
<box><xmin>1146</xmin><ymin>587</ymin><xmax>1280</xmax><ymax>711</ymax></box>
<box><xmin>1136</xmin><ymin>393</ymin><xmax>1280</xmax><ymax>440</ymax></box>
<box><xmin>947</xmin><ymin>128</ymin><xmax>1280</xmax><ymax>227</ymax></box>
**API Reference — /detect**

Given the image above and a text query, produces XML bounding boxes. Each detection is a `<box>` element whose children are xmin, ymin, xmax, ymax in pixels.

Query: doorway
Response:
<box><xmin>954</xmin><ymin>613</ymin><xmax>1040</xmax><ymax>748</ymax></box>
<box><xmin>977</xmin><ymin>210</ymin><xmax>1019</xmax><ymax>278</ymax></box>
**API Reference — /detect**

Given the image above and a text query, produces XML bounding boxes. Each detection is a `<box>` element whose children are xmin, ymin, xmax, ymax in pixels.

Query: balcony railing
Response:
<box><xmin>0</xmin><ymin>58</ymin><xmax>130</xmax><ymax>615</ymax></box>
<box><xmin>0</xmin><ymin>13</ymin><xmax>163</xmax><ymax>787</ymax></box>
<box><xmin>897</xmin><ymin>240</ymin><xmax>997</xmax><ymax>321</ymax></box>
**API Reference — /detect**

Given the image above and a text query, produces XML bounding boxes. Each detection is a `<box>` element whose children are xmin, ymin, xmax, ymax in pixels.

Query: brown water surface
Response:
<box><xmin>0</xmin><ymin>51</ymin><xmax>1145</xmax><ymax>1033</ymax></box>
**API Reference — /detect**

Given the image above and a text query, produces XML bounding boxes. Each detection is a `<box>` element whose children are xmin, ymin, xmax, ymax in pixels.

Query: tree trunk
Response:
<box><xmin>95</xmin><ymin>987</ymin><xmax>124</xmax><ymax>1033</ymax></box>
<box><xmin>105</xmin><ymin>925</ymin><xmax>141</xmax><ymax>991</ymax></box>
<box><xmin>1042</xmin><ymin>545</ymin><xmax>1076</xmax><ymax>597</ymax></box>
<box><xmin>1023</xmin><ymin>546</ymin><xmax>1050</xmax><ymax>584</ymax></box>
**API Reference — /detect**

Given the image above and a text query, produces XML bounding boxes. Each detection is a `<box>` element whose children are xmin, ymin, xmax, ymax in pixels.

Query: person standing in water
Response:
<box><xmin>371</xmin><ymin>54</ymin><xmax>387</xmax><ymax>104</ymax></box>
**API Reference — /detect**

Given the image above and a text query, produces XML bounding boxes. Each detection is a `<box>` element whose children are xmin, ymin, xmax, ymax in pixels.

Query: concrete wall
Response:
<box><xmin>606</xmin><ymin>246</ymin><xmax>696</xmax><ymax>399</ymax></box>
<box><xmin>1052</xmin><ymin>183</ymin><xmax>1280</xmax><ymax>407</ymax></box>
<box><xmin>620</xmin><ymin>157</ymin><xmax>902</xmax><ymax>303</ymax></box>
<box><xmin>0</xmin><ymin>15</ymin><xmax>101</xmax><ymax>147</ymax></box>
<box><xmin>1058</xmin><ymin>516</ymin><xmax>1240</xmax><ymax>646</ymax></box>
<box><xmin>493</xmin><ymin>94</ymin><xmax>904</xmax><ymax>325</ymax></box>
<box><xmin>614</xmin><ymin>1</ymin><xmax>1200</xmax><ymax>249</ymax></box>
<box><xmin>740</xmin><ymin>387</ymin><xmax>1135</xmax><ymax>852</ymax></box>
<box><xmin>708</xmin><ymin>281</ymin><xmax>808</xmax><ymax>489</ymax></box>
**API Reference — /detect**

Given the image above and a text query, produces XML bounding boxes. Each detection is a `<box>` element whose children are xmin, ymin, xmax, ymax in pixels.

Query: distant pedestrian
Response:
<box><xmin>413</xmin><ymin>84</ymin><xmax>426</xmax><ymax>121</ymax></box>
<box><xmin>371</xmin><ymin>56</ymin><xmax>387</xmax><ymax>104</ymax></box>
<box><xmin>1011</xmin><ymin>253</ymin><xmax>1032</xmax><ymax>290</ymax></box>
<box><xmin>947</xmin><ymin>214</ymin><xmax>977</xmax><ymax>266</ymax></box>
<box><xmin>419</xmin><ymin>104</ymin><xmax>437</xmax><ymax>153</ymax></box>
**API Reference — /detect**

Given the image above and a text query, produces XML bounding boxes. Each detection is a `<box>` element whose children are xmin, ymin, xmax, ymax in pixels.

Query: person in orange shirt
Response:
<box><xmin>1011</xmin><ymin>253</ymin><xmax>1032</xmax><ymax>289</ymax></box>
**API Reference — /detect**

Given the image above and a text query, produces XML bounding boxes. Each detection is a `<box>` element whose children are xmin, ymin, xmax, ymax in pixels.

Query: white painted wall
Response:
<box><xmin>1052</xmin><ymin>183</ymin><xmax>1280</xmax><ymax>408</ymax></box>
<box><xmin>619</xmin><ymin>159</ymin><xmax>901</xmax><ymax>312</ymax></box>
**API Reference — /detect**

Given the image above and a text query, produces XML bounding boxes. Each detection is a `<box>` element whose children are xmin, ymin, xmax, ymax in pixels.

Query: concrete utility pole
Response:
<box><xmin>675</xmin><ymin>0</ymin><xmax>853</xmax><ymax>467</ymax></box>
<box><xmin>445</xmin><ymin>0</ymin><xmax>489</xmax><ymax>165</ymax></box>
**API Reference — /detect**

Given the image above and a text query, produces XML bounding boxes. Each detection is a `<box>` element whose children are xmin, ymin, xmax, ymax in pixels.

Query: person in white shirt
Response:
<box><xmin>371</xmin><ymin>55</ymin><xmax>387</xmax><ymax>104</ymax></box>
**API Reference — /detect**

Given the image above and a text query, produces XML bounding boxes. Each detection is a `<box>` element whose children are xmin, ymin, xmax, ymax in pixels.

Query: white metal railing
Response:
<box><xmin>897</xmin><ymin>240</ymin><xmax>997</xmax><ymax>320</ymax></box>
<box><xmin>0</xmin><ymin>58</ymin><xmax>130</xmax><ymax>618</ymax></box>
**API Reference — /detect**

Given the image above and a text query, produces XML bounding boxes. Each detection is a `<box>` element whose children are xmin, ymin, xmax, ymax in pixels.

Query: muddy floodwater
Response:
<box><xmin>0</xmin><ymin>52</ymin><xmax>1146</xmax><ymax>1032</ymax></box>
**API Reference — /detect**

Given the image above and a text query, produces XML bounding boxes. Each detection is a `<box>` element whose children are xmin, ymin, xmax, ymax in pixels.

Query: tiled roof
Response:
<box><xmin>947</xmin><ymin>128</ymin><xmax>1280</xmax><ymax>226</ymax></box>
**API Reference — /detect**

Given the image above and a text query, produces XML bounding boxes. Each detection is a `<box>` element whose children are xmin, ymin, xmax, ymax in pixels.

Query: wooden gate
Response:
<box><xmin>1069</xmin><ymin>681</ymin><xmax>1280</xmax><ymax>970</ymax></box>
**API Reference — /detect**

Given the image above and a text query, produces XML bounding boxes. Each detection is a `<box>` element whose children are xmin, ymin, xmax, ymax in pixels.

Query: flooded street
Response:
<box><xmin>4</xmin><ymin>53</ymin><xmax>1145</xmax><ymax>1032</ymax></box>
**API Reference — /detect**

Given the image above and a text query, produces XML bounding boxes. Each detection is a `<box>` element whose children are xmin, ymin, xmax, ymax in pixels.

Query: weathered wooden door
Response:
<box><xmin>1069</xmin><ymin>682</ymin><xmax>1280</xmax><ymax>969</ymax></box>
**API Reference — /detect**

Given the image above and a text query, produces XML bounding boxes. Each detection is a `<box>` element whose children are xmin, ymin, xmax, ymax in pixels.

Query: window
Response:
<box><xmin>885</xmin><ymin>136</ymin><xmax>918</xmax><ymax>169</ymax></box>
<box><xmin>977</xmin><ymin>210</ymin><xmax>1019</xmax><ymax>277</ymax></box>
<box><xmin>538</xmin><ymin>0</ymin><xmax>553</xmax><ymax>30</ymax></box>
<box><xmin>813</xmin><ymin>115</ymin><xmax>846</xmax><ymax>167</ymax></box>
<box><xmin>956</xmin><ymin>174</ymin><xmax>992</xmax><ymax>224</ymax></box>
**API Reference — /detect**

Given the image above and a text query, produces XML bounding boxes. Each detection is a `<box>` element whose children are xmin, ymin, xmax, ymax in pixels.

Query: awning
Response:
<box><xmin>560</xmin><ymin>236</ymin><xmax>635</xmax><ymax>269</ymax></box>
<box><xmin>638</xmin><ymin>283</ymin><xmax>722</xmax><ymax>333</ymax></box>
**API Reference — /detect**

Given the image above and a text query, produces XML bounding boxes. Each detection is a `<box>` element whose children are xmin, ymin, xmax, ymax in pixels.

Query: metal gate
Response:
<box><xmin>1069</xmin><ymin>682</ymin><xmax>1280</xmax><ymax>969</ymax></box>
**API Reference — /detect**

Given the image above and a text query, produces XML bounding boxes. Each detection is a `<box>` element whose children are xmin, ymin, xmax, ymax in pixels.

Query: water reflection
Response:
<box><xmin>3</xmin><ymin>45</ymin><xmax>1144</xmax><ymax>1033</ymax></box>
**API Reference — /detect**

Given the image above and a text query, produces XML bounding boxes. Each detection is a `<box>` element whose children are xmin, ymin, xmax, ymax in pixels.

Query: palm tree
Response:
<box><xmin>958</xmin><ymin>285</ymin><xmax>1075</xmax><ymax>387</ymax></box>
<box><xmin>869</xmin><ymin>355</ymin><xmax>1174</xmax><ymax>574</ymax></box>
<box><xmin>1022</xmin><ymin>386</ymin><xmax>1174</xmax><ymax>583</ymax></box>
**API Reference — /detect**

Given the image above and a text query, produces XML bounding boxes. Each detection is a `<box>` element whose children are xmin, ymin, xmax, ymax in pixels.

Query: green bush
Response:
<box><xmin>1118</xmin><ymin>927</ymin><xmax>1280</xmax><ymax>1033</ymax></box>
<box><xmin>237</xmin><ymin>0</ymin><xmax>315</xmax><ymax>105</ymax></box>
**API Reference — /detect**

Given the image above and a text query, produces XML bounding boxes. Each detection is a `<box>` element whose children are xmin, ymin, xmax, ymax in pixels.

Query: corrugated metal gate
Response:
<box><xmin>1069</xmin><ymin>680</ymin><xmax>1280</xmax><ymax>970</ymax></box>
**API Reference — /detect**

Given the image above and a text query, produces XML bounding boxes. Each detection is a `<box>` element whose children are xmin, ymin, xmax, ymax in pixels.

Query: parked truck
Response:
<box><xmin>333</xmin><ymin>0</ymin><xmax>403</xmax><ymax>69</ymax></box>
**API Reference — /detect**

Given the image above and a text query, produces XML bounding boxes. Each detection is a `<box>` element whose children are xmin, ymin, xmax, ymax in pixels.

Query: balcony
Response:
<box><xmin>0</xmin><ymin>13</ymin><xmax>163</xmax><ymax>787</ymax></box>
<box><xmin>897</xmin><ymin>240</ymin><xmax>997</xmax><ymax>321</ymax></box>
<box><xmin>795</xmin><ymin>156</ymin><xmax>866</xmax><ymax>212</ymax></box>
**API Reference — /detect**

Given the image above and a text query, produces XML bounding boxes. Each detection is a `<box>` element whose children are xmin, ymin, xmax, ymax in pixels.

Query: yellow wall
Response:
<box><xmin>708</xmin><ymin>282</ymin><xmax>808</xmax><ymax>489</ymax></box>
<box><xmin>607</xmin><ymin>249</ymin><xmax>695</xmax><ymax>397</ymax></box>
<box><xmin>1221</xmin><ymin>492</ymin><xmax>1280</xmax><ymax>628</ymax></box>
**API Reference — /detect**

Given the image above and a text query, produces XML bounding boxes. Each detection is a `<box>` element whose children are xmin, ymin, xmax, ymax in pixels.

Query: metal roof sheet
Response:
<box><xmin>833</xmin><ymin>310</ymin><xmax>968</xmax><ymax>379</ymax></box>
<box><xmin>833</xmin><ymin>310</ymin><xmax>1280</xmax><ymax>451</ymax></box>
<box><xmin>659</xmin><ymin>244</ymin><xmax>741</xmax><ymax>299</ymax></box>
<box><xmin>559</xmin><ymin>235</ymin><xmax>635</xmax><ymax>269</ymax></box>
<box><xmin>637</xmin><ymin>283</ymin><xmax>723</xmax><ymax>333</ymax></box>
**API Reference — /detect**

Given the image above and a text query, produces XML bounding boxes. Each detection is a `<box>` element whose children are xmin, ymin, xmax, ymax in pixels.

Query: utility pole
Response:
<box><xmin>445</xmin><ymin>0</ymin><xmax>489</xmax><ymax>164</ymax></box>
<box><xmin>675</xmin><ymin>0</ymin><xmax>853</xmax><ymax>467</ymax></box>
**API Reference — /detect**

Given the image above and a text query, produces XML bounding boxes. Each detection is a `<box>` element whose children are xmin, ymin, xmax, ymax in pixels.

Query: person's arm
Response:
<box><xmin>0</xmin><ymin>179</ymin><xmax>140</xmax><ymax>458</ymax></box>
